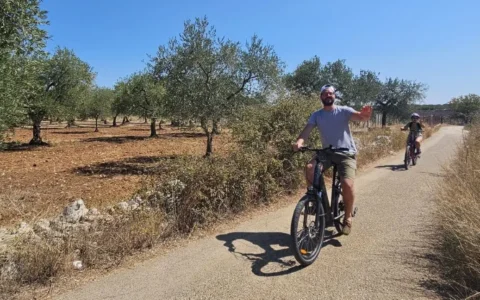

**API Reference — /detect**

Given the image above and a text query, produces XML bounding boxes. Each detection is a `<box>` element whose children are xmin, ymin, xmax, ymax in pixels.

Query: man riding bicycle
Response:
<box><xmin>293</xmin><ymin>84</ymin><xmax>372</xmax><ymax>235</ymax></box>
<box><xmin>401</xmin><ymin>113</ymin><xmax>423</xmax><ymax>155</ymax></box>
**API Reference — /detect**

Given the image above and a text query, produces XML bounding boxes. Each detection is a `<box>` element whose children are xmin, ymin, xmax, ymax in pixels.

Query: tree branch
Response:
<box><xmin>45</xmin><ymin>81</ymin><xmax>56</xmax><ymax>92</ymax></box>
<box><xmin>198</xmin><ymin>62</ymin><xmax>211</xmax><ymax>91</ymax></box>
<box><xmin>226</xmin><ymin>71</ymin><xmax>253</xmax><ymax>101</ymax></box>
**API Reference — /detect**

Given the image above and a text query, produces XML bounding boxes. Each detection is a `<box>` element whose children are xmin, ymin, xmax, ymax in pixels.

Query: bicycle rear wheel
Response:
<box><xmin>291</xmin><ymin>195</ymin><xmax>325</xmax><ymax>266</ymax></box>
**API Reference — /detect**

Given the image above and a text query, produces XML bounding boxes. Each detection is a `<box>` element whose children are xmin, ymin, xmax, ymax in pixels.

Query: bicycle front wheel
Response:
<box><xmin>404</xmin><ymin>146</ymin><xmax>411</xmax><ymax>170</ymax></box>
<box><xmin>290</xmin><ymin>195</ymin><xmax>325</xmax><ymax>266</ymax></box>
<box><xmin>411</xmin><ymin>147</ymin><xmax>417</xmax><ymax>166</ymax></box>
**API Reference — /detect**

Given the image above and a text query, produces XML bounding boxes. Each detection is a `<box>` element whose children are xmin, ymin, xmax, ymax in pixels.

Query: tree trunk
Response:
<box><xmin>158</xmin><ymin>119</ymin><xmax>163</xmax><ymax>130</ymax></box>
<box><xmin>200</xmin><ymin>118</ymin><xmax>207</xmax><ymax>130</ymax></box>
<box><xmin>144</xmin><ymin>116</ymin><xmax>148</xmax><ymax>123</ymax></box>
<box><xmin>381</xmin><ymin>111</ymin><xmax>387</xmax><ymax>128</ymax></box>
<box><xmin>206</xmin><ymin>131</ymin><xmax>213</xmax><ymax>157</ymax></box>
<box><xmin>66</xmin><ymin>119</ymin><xmax>76</xmax><ymax>128</ymax></box>
<box><xmin>200</xmin><ymin>117</ymin><xmax>213</xmax><ymax>157</ymax></box>
<box><xmin>29</xmin><ymin>117</ymin><xmax>45</xmax><ymax>145</ymax></box>
<box><xmin>95</xmin><ymin>117</ymin><xmax>99</xmax><ymax>132</ymax></box>
<box><xmin>113</xmin><ymin>115</ymin><xmax>118</xmax><ymax>127</ymax></box>
<box><xmin>150</xmin><ymin>118</ymin><xmax>157</xmax><ymax>137</ymax></box>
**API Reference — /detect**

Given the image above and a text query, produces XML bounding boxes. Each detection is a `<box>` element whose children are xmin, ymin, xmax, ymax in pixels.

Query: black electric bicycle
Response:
<box><xmin>290</xmin><ymin>146</ymin><xmax>358</xmax><ymax>266</ymax></box>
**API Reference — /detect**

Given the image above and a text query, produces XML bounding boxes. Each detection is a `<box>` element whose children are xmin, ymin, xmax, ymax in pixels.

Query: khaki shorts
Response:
<box><xmin>313</xmin><ymin>151</ymin><xmax>357</xmax><ymax>180</ymax></box>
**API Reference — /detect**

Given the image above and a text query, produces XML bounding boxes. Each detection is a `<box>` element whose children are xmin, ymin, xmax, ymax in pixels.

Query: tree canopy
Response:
<box><xmin>152</xmin><ymin>17</ymin><xmax>284</xmax><ymax>155</ymax></box>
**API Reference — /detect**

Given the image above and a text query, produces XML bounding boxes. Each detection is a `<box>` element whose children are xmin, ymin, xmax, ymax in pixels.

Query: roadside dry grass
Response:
<box><xmin>431</xmin><ymin>124</ymin><xmax>480</xmax><ymax>298</ymax></box>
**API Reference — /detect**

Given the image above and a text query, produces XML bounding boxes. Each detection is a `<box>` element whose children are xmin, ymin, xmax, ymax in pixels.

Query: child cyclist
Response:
<box><xmin>401</xmin><ymin>113</ymin><xmax>423</xmax><ymax>154</ymax></box>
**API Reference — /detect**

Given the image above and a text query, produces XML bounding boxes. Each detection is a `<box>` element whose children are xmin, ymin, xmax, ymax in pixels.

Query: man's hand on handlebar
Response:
<box><xmin>292</xmin><ymin>142</ymin><xmax>303</xmax><ymax>152</ymax></box>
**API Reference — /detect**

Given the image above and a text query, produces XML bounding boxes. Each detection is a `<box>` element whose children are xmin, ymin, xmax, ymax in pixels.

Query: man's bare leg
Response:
<box><xmin>341</xmin><ymin>178</ymin><xmax>355</xmax><ymax>234</ymax></box>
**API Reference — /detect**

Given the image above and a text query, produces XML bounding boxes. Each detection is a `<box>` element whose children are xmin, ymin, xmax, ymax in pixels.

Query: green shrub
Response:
<box><xmin>150</xmin><ymin>150</ymin><xmax>301</xmax><ymax>233</ymax></box>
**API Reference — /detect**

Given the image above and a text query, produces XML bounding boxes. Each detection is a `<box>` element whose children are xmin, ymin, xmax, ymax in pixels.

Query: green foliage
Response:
<box><xmin>284</xmin><ymin>58</ymin><xmax>355</xmax><ymax>103</ymax></box>
<box><xmin>111</xmin><ymin>80</ymin><xmax>135</xmax><ymax>123</ymax></box>
<box><xmin>319</xmin><ymin>59</ymin><xmax>354</xmax><ymax>101</ymax></box>
<box><xmin>346</xmin><ymin>70</ymin><xmax>382</xmax><ymax>109</ymax></box>
<box><xmin>0</xmin><ymin>0</ymin><xmax>48</xmax><ymax>59</ymax></box>
<box><xmin>153</xmin><ymin>151</ymin><xmax>299</xmax><ymax>233</ymax></box>
<box><xmin>85</xmin><ymin>87</ymin><xmax>114</xmax><ymax>131</ymax></box>
<box><xmin>25</xmin><ymin>47</ymin><xmax>95</xmax><ymax>143</ymax></box>
<box><xmin>152</xmin><ymin>16</ymin><xmax>284</xmax><ymax>155</ymax></box>
<box><xmin>119</xmin><ymin>72</ymin><xmax>166</xmax><ymax>136</ymax></box>
<box><xmin>0</xmin><ymin>0</ymin><xmax>48</xmax><ymax>140</ymax></box>
<box><xmin>125</xmin><ymin>72</ymin><xmax>166</xmax><ymax>120</ymax></box>
<box><xmin>231</xmin><ymin>95</ymin><xmax>321</xmax><ymax>165</ymax></box>
<box><xmin>284</xmin><ymin>56</ymin><xmax>322</xmax><ymax>96</ymax></box>
<box><xmin>374</xmin><ymin>78</ymin><xmax>427</xmax><ymax>126</ymax></box>
<box><xmin>449</xmin><ymin>94</ymin><xmax>480</xmax><ymax>123</ymax></box>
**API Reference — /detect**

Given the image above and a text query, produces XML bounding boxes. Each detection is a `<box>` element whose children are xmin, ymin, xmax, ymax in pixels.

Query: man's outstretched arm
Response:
<box><xmin>293</xmin><ymin>124</ymin><xmax>316</xmax><ymax>151</ymax></box>
<box><xmin>350</xmin><ymin>105</ymin><xmax>373</xmax><ymax>122</ymax></box>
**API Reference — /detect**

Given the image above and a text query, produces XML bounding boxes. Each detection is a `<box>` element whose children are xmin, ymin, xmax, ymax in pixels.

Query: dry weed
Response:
<box><xmin>435</xmin><ymin>124</ymin><xmax>480</xmax><ymax>296</ymax></box>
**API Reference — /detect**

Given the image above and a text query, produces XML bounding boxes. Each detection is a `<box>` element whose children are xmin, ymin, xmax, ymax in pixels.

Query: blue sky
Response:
<box><xmin>41</xmin><ymin>0</ymin><xmax>480</xmax><ymax>104</ymax></box>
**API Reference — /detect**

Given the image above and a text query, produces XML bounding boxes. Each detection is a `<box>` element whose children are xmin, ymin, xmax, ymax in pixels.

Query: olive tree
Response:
<box><xmin>85</xmin><ymin>87</ymin><xmax>114</xmax><ymax>132</ymax></box>
<box><xmin>152</xmin><ymin>17</ymin><xmax>283</xmax><ymax>156</ymax></box>
<box><xmin>24</xmin><ymin>47</ymin><xmax>95</xmax><ymax>144</ymax></box>
<box><xmin>0</xmin><ymin>0</ymin><xmax>48</xmax><ymax>139</ymax></box>
<box><xmin>374</xmin><ymin>78</ymin><xmax>427</xmax><ymax>127</ymax></box>
<box><xmin>125</xmin><ymin>72</ymin><xmax>166</xmax><ymax>137</ymax></box>
<box><xmin>449</xmin><ymin>94</ymin><xmax>480</xmax><ymax>124</ymax></box>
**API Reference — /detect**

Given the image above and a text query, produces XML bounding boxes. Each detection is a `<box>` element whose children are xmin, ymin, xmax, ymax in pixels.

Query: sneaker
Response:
<box><xmin>342</xmin><ymin>219</ymin><xmax>352</xmax><ymax>235</ymax></box>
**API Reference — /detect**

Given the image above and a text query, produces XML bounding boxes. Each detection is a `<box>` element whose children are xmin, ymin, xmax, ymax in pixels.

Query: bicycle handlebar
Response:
<box><xmin>298</xmin><ymin>146</ymin><xmax>350</xmax><ymax>153</ymax></box>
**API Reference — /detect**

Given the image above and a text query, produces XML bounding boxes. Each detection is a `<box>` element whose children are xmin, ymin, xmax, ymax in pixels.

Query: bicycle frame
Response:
<box><xmin>307</xmin><ymin>153</ymin><xmax>340</xmax><ymax>227</ymax></box>
<box><xmin>407</xmin><ymin>133</ymin><xmax>417</xmax><ymax>157</ymax></box>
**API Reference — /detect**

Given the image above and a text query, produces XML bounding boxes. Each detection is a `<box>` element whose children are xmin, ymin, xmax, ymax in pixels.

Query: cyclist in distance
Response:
<box><xmin>292</xmin><ymin>84</ymin><xmax>372</xmax><ymax>235</ymax></box>
<box><xmin>401</xmin><ymin>113</ymin><xmax>423</xmax><ymax>155</ymax></box>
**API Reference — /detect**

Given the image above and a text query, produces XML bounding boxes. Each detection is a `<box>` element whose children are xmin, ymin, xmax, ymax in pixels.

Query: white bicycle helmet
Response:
<box><xmin>411</xmin><ymin>113</ymin><xmax>420</xmax><ymax>118</ymax></box>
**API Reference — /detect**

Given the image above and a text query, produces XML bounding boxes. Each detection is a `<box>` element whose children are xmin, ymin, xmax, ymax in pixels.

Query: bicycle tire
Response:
<box><xmin>404</xmin><ymin>146</ymin><xmax>410</xmax><ymax>170</ymax></box>
<box><xmin>412</xmin><ymin>147</ymin><xmax>417</xmax><ymax>166</ymax></box>
<box><xmin>290</xmin><ymin>196</ymin><xmax>325</xmax><ymax>266</ymax></box>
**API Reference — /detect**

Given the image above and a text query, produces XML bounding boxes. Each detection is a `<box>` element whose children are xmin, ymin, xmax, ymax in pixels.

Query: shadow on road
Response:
<box><xmin>375</xmin><ymin>164</ymin><xmax>407</xmax><ymax>171</ymax></box>
<box><xmin>216</xmin><ymin>230</ymin><xmax>341</xmax><ymax>277</ymax></box>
